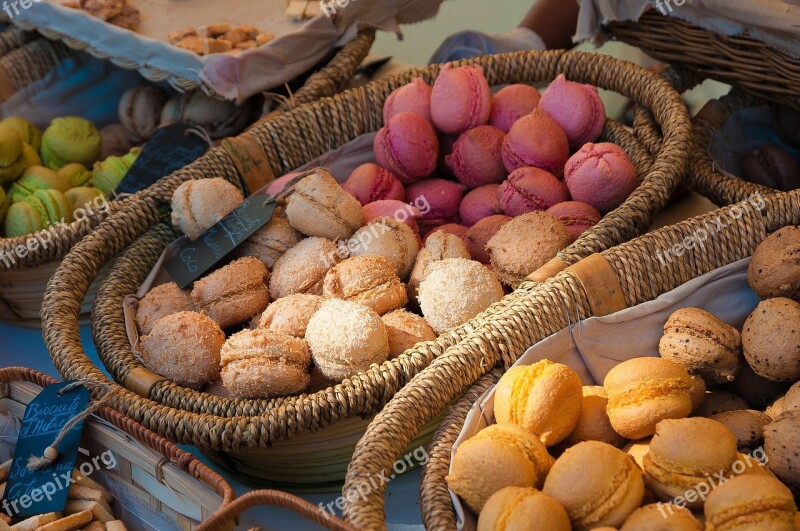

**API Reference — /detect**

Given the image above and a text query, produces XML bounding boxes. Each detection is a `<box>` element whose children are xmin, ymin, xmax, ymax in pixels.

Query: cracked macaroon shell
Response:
<box><xmin>748</xmin><ymin>226</ymin><xmax>800</xmax><ymax>301</ymax></box>
<box><xmin>543</xmin><ymin>441</ymin><xmax>644</xmax><ymax>530</ymax></box>
<box><xmin>170</xmin><ymin>177</ymin><xmax>244</xmax><ymax>241</ymax></box>
<box><xmin>494</xmin><ymin>360</ymin><xmax>583</xmax><ymax>447</ymax></box>
<box><xmin>253</xmin><ymin>293</ymin><xmax>323</xmax><ymax>338</ymax></box>
<box><xmin>704</xmin><ymin>474</ymin><xmax>796</xmax><ymax>531</ymax></box>
<box><xmin>191</xmin><ymin>256</ymin><xmax>270</xmax><ymax>328</ymax></box>
<box><xmin>501</xmin><ymin>108</ymin><xmax>569</xmax><ymax>176</ymax></box>
<box><xmin>220</xmin><ymin>328</ymin><xmax>311</xmax><ymax>398</ymax></box>
<box><xmin>742</xmin><ymin>297</ymin><xmax>800</xmax><ymax>382</ymax></box>
<box><xmin>269</xmin><ymin>237</ymin><xmax>341</xmax><ymax>299</ymax></box>
<box><xmin>238</xmin><ymin>210</ymin><xmax>303</xmax><ymax>268</ymax></box>
<box><xmin>478</xmin><ymin>486</ymin><xmax>570</xmax><ymax>531</ymax></box>
<box><xmin>643</xmin><ymin>417</ymin><xmax>738</xmax><ymax>508</ymax></box>
<box><xmin>710</xmin><ymin>409</ymin><xmax>771</xmax><ymax>452</ymax></box>
<box><xmin>381</xmin><ymin>309</ymin><xmax>436</xmax><ymax>359</ymax></box>
<box><xmin>407</xmin><ymin>230</ymin><xmax>470</xmax><ymax>304</ymax></box>
<box><xmin>764</xmin><ymin>409</ymin><xmax>800</xmax><ymax>488</ymax></box>
<box><xmin>348</xmin><ymin>216</ymin><xmax>420</xmax><ymax>280</ymax></box>
<box><xmin>659</xmin><ymin>307</ymin><xmax>742</xmax><ymax>384</ymax></box>
<box><xmin>323</xmin><ymin>255</ymin><xmax>407</xmax><ymax>316</ymax></box>
<box><xmin>136</xmin><ymin>281</ymin><xmax>195</xmax><ymax>336</ymax></box>
<box><xmin>140</xmin><ymin>311</ymin><xmax>224</xmax><ymax>389</ymax></box>
<box><xmin>446</xmin><ymin>125</ymin><xmax>507</xmax><ymax>188</ymax></box>
<box><xmin>285</xmin><ymin>169</ymin><xmax>363</xmax><ymax>240</ymax></box>
<box><xmin>305</xmin><ymin>298</ymin><xmax>389</xmax><ymax>382</ymax></box>
<box><xmin>603</xmin><ymin>357</ymin><xmax>694</xmax><ymax>439</ymax></box>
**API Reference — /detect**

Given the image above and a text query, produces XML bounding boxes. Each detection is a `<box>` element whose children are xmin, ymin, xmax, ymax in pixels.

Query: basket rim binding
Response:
<box><xmin>342</xmin><ymin>189</ymin><xmax>800</xmax><ymax>529</ymax></box>
<box><xmin>41</xmin><ymin>49</ymin><xmax>691</xmax><ymax>452</ymax></box>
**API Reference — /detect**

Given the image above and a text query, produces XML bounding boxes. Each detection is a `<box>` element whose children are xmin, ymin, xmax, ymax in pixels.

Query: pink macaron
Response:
<box><xmin>501</xmin><ymin>108</ymin><xmax>569</xmax><ymax>176</ymax></box>
<box><xmin>430</xmin><ymin>64</ymin><xmax>492</xmax><ymax>135</ymax></box>
<box><xmin>446</xmin><ymin>125</ymin><xmax>507</xmax><ymax>188</ymax></box>
<box><xmin>546</xmin><ymin>201</ymin><xmax>602</xmax><ymax>242</ymax></box>
<box><xmin>424</xmin><ymin>223</ymin><xmax>469</xmax><ymax>242</ymax></box>
<box><xmin>497</xmin><ymin>167</ymin><xmax>570</xmax><ymax>217</ymax></box>
<box><xmin>490</xmin><ymin>84</ymin><xmax>541</xmax><ymax>133</ymax></box>
<box><xmin>564</xmin><ymin>142</ymin><xmax>638</xmax><ymax>214</ymax></box>
<box><xmin>374</xmin><ymin>111</ymin><xmax>439</xmax><ymax>184</ymax></box>
<box><xmin>463</xmin><ymin>215</ymin><xmax>511</xmax><ymax>264</ymax></box>
<box><xmin>342</xmin><ymin>163</ymin><xmax>405</xmax><ymax>206</ymax></box>
<box><xmin>459</xmin><ymin>184</ymin><xmax>502</xmax><ymax>227</ymax></box>
<box><xmin>539</xmin><ymin>74</ymin><xmax>606</xmax><ymax>150</ymax></box>
<box><xmin>363</xmin><ymin>199</ymin><xmax>422</xmax><ymax>234</ymax></box>
<box><xmin>405</xmin><ymin>178</ymin><xmax>466</xmax><ymax>230</ymax></box>
<box><xmin>383</xmin><ymin>77</ymin><xmax>433</xmax><ymax>124</ymax></box>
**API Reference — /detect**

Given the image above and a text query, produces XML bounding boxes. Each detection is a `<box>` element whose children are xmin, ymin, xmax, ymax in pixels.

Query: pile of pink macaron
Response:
<box><xmin>339</xmin><ymin>65</ymin><xmax>638</xmax><ymax>264</ymax></box>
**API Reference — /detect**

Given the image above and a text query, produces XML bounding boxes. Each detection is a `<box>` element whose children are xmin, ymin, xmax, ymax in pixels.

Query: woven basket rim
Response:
<box><xmin>42</xmin><ymin>49</ymin><xmax>693</xmax><ymax>452</ymax></box>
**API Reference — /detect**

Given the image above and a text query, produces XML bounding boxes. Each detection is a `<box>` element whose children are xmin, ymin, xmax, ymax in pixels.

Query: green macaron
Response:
<box><xmin>33</xmin><ymin>189</ymin><xmax>73</xmax><ymax>225</ymax></box>
<box><xmin>9</xmin><ymin>166</ymin><xmax>70</xmax><ymax>202</ymax></box>
<box><xmin>91</xmin><ymin>147</ymin><xmax>140</xmax><ymax>195</ymax></box>
<box><xmin>58</xmin><ymin>162</ymin><xmax>92</xmax><ymax>188</ymax></box>
<box><xmin>21</xmin><ymin>143</ymin><xmax>42</xmax><ymax>168</ymax></box>
<box><xmin>64</xmin><ymin>186</ymin><xmax>105</xmax><ymax>213</ymax></box>
<box><xmin>0</xmin><ymin>187</ymin><xmax>8</xmax><ymax>222</ymax></box>
<box><xmin>41</xmin><ymin>117</ymin><xmax>102</xmax><ymax>171</ymax></box>
<box><xmin>4</xmin><ymin>197</ymin><xmax>45</xmax><ymax>237</ymax></box>
<box><xmin>0</xmin><ymin>117</ymin><xmax>42</xmax><ymax>152</ymax></box>
<box><xmin>0</xmin><ymin>124</ymin><xmax>25</xmax><ymax>184</ymax></box>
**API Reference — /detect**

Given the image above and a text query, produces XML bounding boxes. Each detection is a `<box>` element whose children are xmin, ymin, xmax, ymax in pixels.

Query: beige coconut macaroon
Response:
<box><xmin>238</xmin><ymin>209</ymin><xmax>303</xmax><ymax>268</ymax></box>
<box><xmin>347</xmin><ymin>216</ymin><xmax>419</xmax><ymax>279</ymax></box>
<box><xmin>252</xmin><ymin>293</ymin><xmax>323</xmax><ymax>338</ymax></box>
<box><xmin>323</xmin><ymin>255</ymin><xmax>407</xmax><ymax>316</ymax></box>
<box><xmin>407</xmin><ymin>230</ymin><xmax>470</xmax><ymax>305</ymax></box>
<box><xmin>191</xmin><ymin>256</ymin><xmax>270</xmax><ymax>329</ymax></box>
<box><xmin>136</xmin><ymin>281</ymin><xmax>194</xmax><ymax>336</ymax></box>
<box><xmin>285</xmin><ymin>169</ymin><xmax>363</xmax><ymax>240</ymax></box>
<box><xmin>269</xmin><ymin>237</ymin><xmax>342</xmax><ymax>299</ymax></box>
<box><xmin>381</xmin><ymin>309</ymin><xmax>436</xmax><ymax>359</ymax></box>
<box><xmin>170</xmin><ymin>177</ymin><xmax>244</xmax><ymax>240</ymax></box>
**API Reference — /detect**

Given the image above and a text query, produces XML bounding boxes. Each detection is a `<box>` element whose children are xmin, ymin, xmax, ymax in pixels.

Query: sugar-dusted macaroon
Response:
<box><xmin>381</xmin><ymin>309</ymin><xmax>437</xmax><ymax>359</ymax></box>
<box><xmin>764</xmin><ymin>409</ymin><xmax>800</xmax><ymax>488</ymax></box>
<box><xmin>269</xmin><ymin>237</ymin><xmax>341</xmax><ymax>299</ymax></box>
<box><xmin>487</xmin><ymin>211</ymin><xmax>571</xmax><ymax>287</ymax></box>
<box><xmin>253</xmin><ymin>293</ymin><xmax>323</xmax><ymax>338</ymax></box>
<box><xmin>463</xmin><ymin>214</ymin><xmax>511</xmax><ymax>264</ymax></box>
<box><xmin>659</xmin><ymin>307</ymin><xmax>742</xmax><ymax>384</ymax></box>
<box><xmin>643</xmin><ymin>417</ymin><xmax>738</xmax><ymax>509</ymax></box>
<box><xmin>136</xmin><ymin>281</ymin><xmax>194</xmax><ymax>336</ymax></box>
<box><xmin>494</xmin><ymin>360</ymin><xmax>583</xmax><ymax>446</ymax></box>
<box><xmin>742</xmin><ymin>297</ymin><xmax>800</xmax><ymax>381</ymax></box>
<box><xmin>546</xmin><ymin>201</ymin><xmax>601</xmax><ymax>242</ymax></box>
<box><xmin>305</xmin><ymin>299</ymin><xmax>389</xmax><ymax>381</ymax></box>
<box><xmin>539</xmin><ymin>74</ymin><xmax>606</xmax><ymax>150</ymax></box>
<box><xmin>704</xmin><ymin>474</ymin><xmax>797</xmax><ymax>531</ymax></box>
<box><xmin>710</xmin><ymin>409</ymin><xmax>771</xmax><ymax>452</ymax></box>
<box><xmin>348</xmin><ymin>217</ymin><xmax>420</xmax><ymax>279</ymax></box>
<box><xmin>418</xmin><ymin>258</ymin><xmax>503</xmax><ymax>333</ymax></box>
<box><xmin>342</xmin><ymin>163</ymin><xmax>405</xmax><ymax>206</ymax></box>
<box><xmin>285</xmin><ymin>169</ymin><xmax>363</xmax><ymax>240</ymax></box>
<box><xmin>430</xmin><ymin>64</ymin><xmax>492</xmax><ymax>135</ymax></box>
<box><xmin>383</xmin><ymin>77</ymin><xmax>433</xmax><ymax>124</ymax></box>
<box><xmin>748</xmin><ymin>226</ymin><xmax>800</xmax><ymax>301</ymax></box>
<box><xmin>191</xmin><ymin>256</ymin><xmax>270</xmax><ymax>328</ymax></box>
<box><xmin>447</xmin><ymin>423</ymin><xmax>553</xmax><ymax>514</ymax></box>
<box><xmin>171</xmin><ymin>177</ymin><xmax>244</xmax><ymax>240</ymax></box>
<box><xmin>478</xmin><ymin>487</ymin><xmax>569</xmax><ymax>531</ymax></box>
<box><xmin>220</xmin><ymin>328</ymin><xmax>311</xmax><ymax>398</ymax></box>
<box><xmin>603</xmin><ymin>357</ymin><xmax>694</xmax><ymax>439</ymax></box>
<box><xmin>41</xmin><ymin>117</ymin><xmax>102</xmax><ymax>170</ymax></box>
<box><xmin>374</xmin><ymin>112</ymin><xmax>439</xmax><ymax>183</ymax></box>
<box><xmin>497</xmin><ymin>166</ymin><xmax>570</xmax><ymax>217</ymax></box>
<box><xmin>543</xmin><ymin>441</ymin><xmax>644</xmax><ymax>530</ymax></box>
<box><xmin>323</xmin><ymin>255</ymin><xmax>407</xmax><ymax>316</ymax></box>
<box><xmin>140</xmin><ymin>311</ymin><xmax>224</xmax><ymax>389</ymax></box>
<box><xmin>620</xmin><ymin>503</ymin><xmax>701</xmax><ymax>531</ymax></box>
<box><xmin>446</xmin><ymin>125</ymin><xmax>507</xmax><ymax>188</ymax></box>
<box><xmin>405</xmin><ymin>178</ymin><xmax>466</xmax><ymax>231</ymax></box>
<box><xmin>564</xmin><ymin>142</ymin><xmax>638</xmax><ymax>214</ymax></box>
<box><xmin>489</xmin><ymin>84</ymin><xmax>541</xmax><ymax>133</ymax></box>
<box><xmin>459</xmin><ymin>184</ymin><xmax>503</xmax><ymax>227</ymax></box>
<box><xmin>564</xmin><ymin>386</ymin><xmax>626</xmax><ymax>448</ymax></box>
<box><xmin>408</xmin><ymin>230</ymin><xmax>471</xmax><ymax>304</ymax></box>
<box><xmin>238</xmin><ymin>210</ymin><xmax>303</xmax><ymax>268</ymax></box>
<box><xmin>501</xmin><ymin>108</ymin><xmax>569</xmax><ymax>176</ymax></box>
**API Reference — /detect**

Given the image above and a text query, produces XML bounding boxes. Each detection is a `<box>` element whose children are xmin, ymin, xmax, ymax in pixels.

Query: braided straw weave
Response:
<box><xmin>344</xmin><ymin>190</ymin><xmax>800</xmax><ymax>530</ymax></box>
<box><xmin>0</xmin><ymin>31</ymin><xmax>374</xmax><ymax>326</ymax></box>
<box><xmin>0</xmin><ymin>38</ymin><xmax>73</xmax><ymax>100</ymax></box>
<box><xmin>0</xmin><ymin>366</ymin><xmax>236</xmax><ymax>528</ymax></box>
<box><xmin>0</xmin><ymin>26</ymin><xmax>33</xmax><ymax>57</ymax></box>
<box><xmin>606</xmin><ymin>8</ymin><xmax>800</xmax><ymax>109</ymax></box>
<box><xmin>43</xmin><ymin>50</ymin><xmax>689</xmax><ymax>439</ymax></box>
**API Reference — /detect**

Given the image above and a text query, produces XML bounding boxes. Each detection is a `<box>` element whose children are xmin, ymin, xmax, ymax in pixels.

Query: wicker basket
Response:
<box><xmin>0</xmin><ymin>366</ymin><xmax>235</xmax><ymax>529</ymax></box>
<box><xmin>0</xmin><ymin>38</ymin><xmax>73</xmax><ymax>104</ymax></box>
<box><xmin>40</xmin><ymin>50</ymin><xmax>690</xmax><ymax>487</ymax></box>
<box><xmin>0</xmin><ymin>26</ymin><xmax>34</xmax><ymax>57</ymax></box>
<box><xmin>342</xmin><ymin>189</ymin><xmax>800</xmax><ymax>529</ymax></box>
<box><xmin>605</xmin><ymin>8</ymin><xmax>800</xmax><ymax>110</ymax></box>
<box><xmin>0</xmin><ymin>30</ymin><xmax>374</xmax><ymax>327</ymax></box>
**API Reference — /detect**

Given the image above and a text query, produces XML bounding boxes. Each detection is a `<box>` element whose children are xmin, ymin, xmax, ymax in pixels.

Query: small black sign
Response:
<box><xmin>115</xmin><ymin>123</ymin><xmax>209</xmax><ymax>195</ymax></box>
<box><xmin>2</xmin><ymin>382</ymin><xmax>90</xmax><ymax>520</ymax></box>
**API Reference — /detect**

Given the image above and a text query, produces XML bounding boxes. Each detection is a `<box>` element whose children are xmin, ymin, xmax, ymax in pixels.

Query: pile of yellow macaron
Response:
<box><xmin>0</xmin><ymin>116</ymin><xmax>140</xmax><ymax>238</ymax></box>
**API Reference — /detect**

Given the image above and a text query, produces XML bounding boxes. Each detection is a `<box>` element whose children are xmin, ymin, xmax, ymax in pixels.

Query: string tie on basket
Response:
<box><xmin>186</xmin><ymin>125</ymin><xmax>213</xmax><ymax>148</ymax></box>
<box><xmin>27</xmin><ymin>380</ymin><xmax>114</xmax><ymax>471</ymax></box>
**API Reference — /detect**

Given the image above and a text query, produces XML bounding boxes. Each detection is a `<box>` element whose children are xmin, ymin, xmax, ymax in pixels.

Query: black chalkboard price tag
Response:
<box><xmin>115</xmin><ymin>123</ymin><xmax>210</xmax><ymax>195</ymax></box>
<box><xmin>165</xmin><ymin>196</ymin><xmax>279</xmax><ymax>289</ymax></box>
<box><xmin>1</xmin><ymin>382</ymin><xmax>90</xmax><ymax>520</ymax></box>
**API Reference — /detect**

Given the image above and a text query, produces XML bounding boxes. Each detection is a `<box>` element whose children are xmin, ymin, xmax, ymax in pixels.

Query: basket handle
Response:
<box><xmin>195</xmin><ymin>490</ymin><xmax>357</xmax><ymax>531</ymax></box>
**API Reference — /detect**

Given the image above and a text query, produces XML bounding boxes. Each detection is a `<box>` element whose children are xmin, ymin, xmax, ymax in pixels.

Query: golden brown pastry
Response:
<box><xmin>136</xmin><ymin>281</ymin><xmax>194</xmax><ymax>336</ymax></box>
<box><xmin>191</xmin><ymin>256</ymin><xmax>270</xmax><ymax>328</ymax></box>
<box><xmin>381</xmin><ymin>309</ymin><xmax>437</xmax><ymax>359</ymax></box>
<box><xmin>323</xmin><ymin>255</ymin><xmax>407</xmax><ymax>315</ymax></box>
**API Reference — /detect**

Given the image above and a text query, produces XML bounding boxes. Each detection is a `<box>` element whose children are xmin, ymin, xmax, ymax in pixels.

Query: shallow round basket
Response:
<box><xmin>344</xmin><ymin>189</ymin><xmax>800</xmax><ymax>530</ymax></box>
<box><xmin>0</xmin><ymin>30</ymin><xmax>374</xmax><ymax>327</ymax></box>
<box><xmin>0</xmin><ymin>366</ymin><xmax>235</xmax><ymax>529</ymax></box>
<box><xmin>605</xmin><ymin>8</ymin><xmax>800</xmax><ymax>110</ymax></box>
<box><xmin>41</xmin><ymin>49</ymin><xmax>690</xmax><ymax>487</ymax></box>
